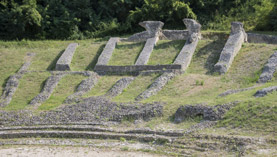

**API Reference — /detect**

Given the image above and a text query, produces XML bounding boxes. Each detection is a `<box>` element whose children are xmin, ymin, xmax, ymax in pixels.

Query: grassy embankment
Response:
<box><xmin>0</xmin><ymin>34</ymin><xmax>276</xmax><ymax>132</ymax></box>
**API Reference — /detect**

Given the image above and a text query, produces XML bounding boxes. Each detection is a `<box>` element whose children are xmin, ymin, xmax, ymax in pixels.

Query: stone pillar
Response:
<box><xmin>183</xmin><ymin>18</ymin><xmax>201</xmax><ymax>43</ymax></box>
<box><xmin>125</xmin><ymin>21</ymin><xmax>164</xmax><ymax>42</ymax></box>
<box><xmin>139</xmin><ymin>21</ymin><xmax>164</xmax><ymax>38</ymax></box>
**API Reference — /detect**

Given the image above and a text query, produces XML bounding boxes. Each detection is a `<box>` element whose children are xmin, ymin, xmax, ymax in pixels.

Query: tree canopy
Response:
<box><xmin>0</xmin><ymin>0</ymin><xmax>276</xmax><ymax>40</ymax></box>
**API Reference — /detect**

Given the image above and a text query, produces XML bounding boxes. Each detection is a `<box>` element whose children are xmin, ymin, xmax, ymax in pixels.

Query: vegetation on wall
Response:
<box><xmin>0</xmin><ymin>0</ymin><xmax>276</xmax><ymax>40</ymax></box>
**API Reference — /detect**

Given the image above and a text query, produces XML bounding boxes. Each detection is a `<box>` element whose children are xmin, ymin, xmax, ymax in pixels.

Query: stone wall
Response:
<box><xmin>258</xmin><ymin>51</ymin><xmax>277</xmax><ymax>83</ymax></box>
<box><xmin>56</xmin><ymin>43</ymin><xmax>78</xmax><ymax>71</ymax></box>
<box><xmin>0</xmin><ymin>53</ymin><xmax>35</xmax><ymax>107</ymax></box>
<box><xmin>95</xmin><ymin>37</ymin><xmax>119</xmax><ymax>66</ymax></box>
<box><xmin>94</xmin><ymin>64</ymin><xmax>182</xmax><ymax>73</ymax></box>
<box><xmin>161</xmin><ymin>30</ymin><xmax>189</xmax><ymax>40</ymax></box>
<box><xmin>214</xmin><ymin>22</ymin><xmax>247</xmax><ymax>74</ymax></box>
<box><xmin>29</xmin><ymin>73</ymin><xmax>65</xmax><ymax>106</ymax></box>
<box><xmin>247</xmin><ymin>33</ymin><xmax>277</xmax><ymax>44</ymax></box>
<box><xmin>135</xmin><ymin>37</ymin><xmax>158</xmax><ymax>65</ymax></box>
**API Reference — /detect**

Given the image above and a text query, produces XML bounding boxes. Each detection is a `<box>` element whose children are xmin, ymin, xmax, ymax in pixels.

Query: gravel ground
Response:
<box><xmin>0</xmin><ymin>145</ymin><xmax>164</xmax><ymax>157</ymax></box>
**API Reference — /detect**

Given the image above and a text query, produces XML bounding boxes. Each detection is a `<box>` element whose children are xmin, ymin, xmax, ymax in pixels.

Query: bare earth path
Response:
<box><xmin>0</xmin><ymin>145</ymin><xmax>163</xmax><ymax>157</ymax></box>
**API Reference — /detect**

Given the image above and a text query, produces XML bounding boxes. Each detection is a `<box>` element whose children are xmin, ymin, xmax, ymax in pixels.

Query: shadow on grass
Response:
<box><xmin>194</xmin><ymin>39</ymin><xmax>226</xmax><ymax>75</ymax></box>
<box><xmin>46</xmin><ymin>50</ymin><xmax>65</xmax><ymax>71</ymax></box>
<box><xmin>86</xmin><ymin>44</ymin><xmax>105</xmax><ymax>70</ymax></box>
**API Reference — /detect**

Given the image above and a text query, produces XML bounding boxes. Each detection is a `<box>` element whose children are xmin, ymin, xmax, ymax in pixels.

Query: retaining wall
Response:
<box><xmin>247</xmin><ymin>33</ymin><xmax>277</xmax><ymax>44</ymax></box>
<box><xmin>94</xmin><ymin>64</ymin><xmax>182</xmax><ymax>73</ymax></box>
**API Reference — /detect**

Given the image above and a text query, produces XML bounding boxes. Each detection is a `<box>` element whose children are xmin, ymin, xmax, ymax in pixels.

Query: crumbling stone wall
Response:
<box><xmin>174</xmin><ymin>102</ymin><xmax>238</xmax><ymax>123</ymax></box>
<box><xmin>29</xmin><ymin>73</ymin><xmax>65</xmax><ymax>106</ymax></box>
<box><xmin>258</xmin><ymin>51</ymin><xmax>277</xmax><ymax>83</ymax></box>
<box><xmin>0</xmin><ymin>53</ymin><xmax>35</xmax><ymax>107</ymax></box>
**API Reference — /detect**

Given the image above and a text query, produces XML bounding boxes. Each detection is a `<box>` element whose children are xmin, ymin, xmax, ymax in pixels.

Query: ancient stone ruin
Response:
<box><xmin>0</xmin><ymin>19</ymin><xmax>276</xmax><ymax>127</ymax></box>
<box><xmin>214</xmin><ymin>22</ymin><xmax>247</xmax><ymax>74</ymax></box>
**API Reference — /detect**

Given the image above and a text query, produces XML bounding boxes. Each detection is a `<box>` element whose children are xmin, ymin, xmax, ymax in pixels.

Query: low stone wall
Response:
<box><xmin>56</xmin><ymin>43</ymin><xmax>78</xmax><ymax>71</ymax></box>
<box><xmin>105</xmin><ymin>77</ymin><xmax>135</xmax><ymax>97</ymax></box>
<box><xmin>258</xmin><ymin>51</ymin><xmax>277</xmax><ymax>83</ymax></box>
<box><xmin>218</xmin><ymin>86</ymin><xmax>255</xmax><ymax>97</ymax></box>
<box><xmin>254</xmin><ymin>86</ymin><xmax>277</xmax><ymax>97</ymax></box>
<box><xmin>95</xmin><ymin>37</ymin><xmax>119</xmax><ymax>66</ymax></box>
<box><xmin>0</xmin><ymin>53</ymin><xmax>35</xmax><ymax>107</ymax></box>
<box><xmin>161</xmin><ymin>30</ymin><xmax>189</xmax><ymax>40</ymax></box>
<box><xmin>94</xmin><ymin>64</ymin><xmax>182</xmax><ymax>73</ymax></box>
<box><xmin>174</xmin><ymin>102</ymin><xmax>238</xmax><ymax>123</ymax></box>
<box><xmin>136</xmin><ymin>72</ymin><xmax>179</xmax><ymax>101</ymax></box>
<box><xmin>247</xmin><ymin>33</ymin><xmax>277</xmax><ymax>44</ymax></box>
<box><xmin>65</xmin><ymin>72</ymin><xmax>99</xmax><ymax>103</ymax></box>
<box><xmin>214</xmin><ymin>22</ymin><xmax>247</xmax><ymax>74</ymax></box>
<box><xmin>29</xmin><ymin>73</ymin><xmax>65</xmax><ymax>106</ymax></box>
<box><xmin>135</xmin><ymin>37</ymin><xmax>158</xmax><ymax>65</ymax></box>
<box><xmin>0</xmin><ymin>97</ymin><xmax>163</xmax><ymax>125</ymax></box>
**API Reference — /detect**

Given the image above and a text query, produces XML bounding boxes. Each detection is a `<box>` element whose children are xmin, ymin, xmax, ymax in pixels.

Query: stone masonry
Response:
<box><xmin>29</xmin><ymin>73</ymin><xmax>65</xmax><ymax>106</ymax></box>
<box><xmin>56</xmin><ymin>43</ymin><xmax>78</xmax><ymax>71</ymax></box>
<box><xmin>136</xmin><ymin>19</ymin><xmax>201</xmax><ymax>100</ymax></box>
<box><xmin>258</xmin><ymin>51</ymin><xmax>277</xmax><ymax>83</ymax></box>
<box><xmin>125</xmin><ymin>21</ymin><xmax>164</xmax><ymax>42</ymax></box>
<box><xmin>95</xmin><ymin>37</ymin><xmax>120</xmax><ymax>66</ymax></box>
<box><xmin>0</xmin><ymin>53</ymin><xmax>35</xmax><ymax>107</ymax></box>
<box><xmin>214</xmin><ymin>22</ymin><xmax>247</xmax><ymax>74</ymax></box>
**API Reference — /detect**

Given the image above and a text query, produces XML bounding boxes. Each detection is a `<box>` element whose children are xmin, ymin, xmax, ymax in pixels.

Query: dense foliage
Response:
<box><xmin>0</xmin><ymin>0</ymin><xmax>276</xmax><ymax>40</ymax></box>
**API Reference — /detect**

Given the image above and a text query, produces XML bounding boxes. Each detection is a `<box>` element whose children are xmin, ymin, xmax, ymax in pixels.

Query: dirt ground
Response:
<box><xmin>0</xmin><ymin>145</ymin><xmax>164</xmax><ymax>157</ymax></box>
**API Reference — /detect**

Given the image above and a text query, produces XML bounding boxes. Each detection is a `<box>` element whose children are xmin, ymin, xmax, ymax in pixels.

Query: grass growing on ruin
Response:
<box><xmin>38</xmin><ymin>74</ymin><xmax>87</xmax><ymax>111</ymax></box>
<box><xmin>147</xmin><ymin>40</ymin><xmax>186</xmax><ymax>65</ymax></box>
<box><xmin>4</xmin><ymin>72</ymin><xmax>51</xmax><ymax>111</ymax></box>
<box><xmin>71</xmin><ymin>41</ymin><xmax>106</xmax><ymax>71</ymax></box>
<box><xmin>108</xmin><ymin>41</ymin><xmax>145</xmax><ymax>65</ymax></box>
<box><xmin>83</xmin><ymin>75</ymin><xmax>124</xmax><ymax>97</ymax></box>
<box><xmin>112</xmin><ymin>74</ymin><xmax>159</xmax><ymax>102</ymax></box>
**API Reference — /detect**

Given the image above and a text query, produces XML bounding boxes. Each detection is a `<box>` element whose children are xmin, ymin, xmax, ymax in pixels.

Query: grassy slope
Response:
<box><xmin>147</xmin><ymin>40</ymin><xmax>186</xmax><ymax>65</ymax></box>
<box><xmin>108</xmin><ymin>41</ymin><xmax>145</xmax><ymax>65</ymax></box>
<box><xmin>0</xmin><ymin>35</ymin><xmax>276</xmax><ymax>132</ymax></box>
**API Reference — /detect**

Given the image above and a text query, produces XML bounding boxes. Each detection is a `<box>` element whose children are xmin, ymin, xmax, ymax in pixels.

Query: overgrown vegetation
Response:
<box><xmin>0</xmin><ymin>0</ymin><xmax>276</xmax><ymax>40</ymax></box>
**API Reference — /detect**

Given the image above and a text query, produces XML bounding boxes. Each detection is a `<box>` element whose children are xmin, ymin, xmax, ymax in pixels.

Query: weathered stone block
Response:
<box><xmin>214</xmin><ymin>22</ymin><xmax>247</xmax><ymax>74</ymax></box>
<box><xmin>56</xmin><ymin>43</ymin><xmax>78</xmax><ymax>71</ymax></box>
<box><xmin>95</xmin><ymin>37</ymin><xmax>119</xmax><ymax>66</ymax></box>
<box><xmin>124</xmin><ymin>21</ymin><xmax>164</xmax><ymax>42</ymax></box>
<box><xmin>135</xmin><ymin>37</ymin><xmax>158</xmax><ymax>65</ymax></box>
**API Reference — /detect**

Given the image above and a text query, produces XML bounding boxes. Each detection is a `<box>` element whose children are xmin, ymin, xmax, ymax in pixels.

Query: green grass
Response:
<box><xmin>147</xmin><ymin>40</ymin><xmax>186</xmax><ymax>65</ymax></box>
<box><xmin>71</xmin><ymin>41</ymin><xmax>106</xmax><ymax>71</ymax></box>
<box><xmin>0</xmin><ymin>34</ymin><xmax>277</xmax><ymax>132</ymax></box>
<box><xmin>83</xmin><ymin>75</ymin><xmax>124</xmax><ymax>97</ymax></box>
<box><xmin>112</xmin><ymin>74</ymin><xmax>159</xmax><ymax>102</ymax></box>
<box><xmin>38</xmin><ymin>74</ymin><xmax>87</xmax><ymax>111</ymax></box>
<box><xmin>4</xmin><ymin>72</ymin><xmax>51</xmax><ymax>111</ymax></box>
<box><xmin>108</xmin><ymin>41</ymin><xmax>145</xmax><ymax>65</ymax></box>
